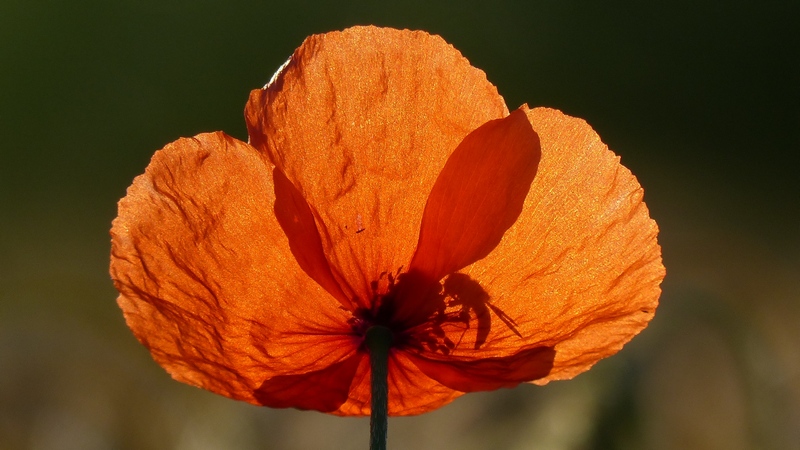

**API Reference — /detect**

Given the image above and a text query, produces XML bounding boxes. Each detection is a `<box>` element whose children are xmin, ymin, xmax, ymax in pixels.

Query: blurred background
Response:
<box><xmin>1</xmin><ymin>0</ymin><xmax>798</xmax><ymax>449</ymax></box>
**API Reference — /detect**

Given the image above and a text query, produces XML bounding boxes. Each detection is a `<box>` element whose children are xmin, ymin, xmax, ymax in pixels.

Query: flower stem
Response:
<box><xmin>365</xmin><ymin>325</ymin><xmax>392</xmax><ymax>450</ymax></box>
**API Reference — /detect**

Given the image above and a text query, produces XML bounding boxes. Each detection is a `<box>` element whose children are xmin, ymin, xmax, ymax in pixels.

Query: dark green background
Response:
<box><xmin>2</xmin><ymin>1</ymin><xmax>798</xmax><ymax>449</ymax></box>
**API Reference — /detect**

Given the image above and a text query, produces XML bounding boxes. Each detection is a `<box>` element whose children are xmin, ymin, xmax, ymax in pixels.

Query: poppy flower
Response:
<box><xmin>110</xmin><ymin>26</ymin><xmax>664</xmax><ymax>418</ymax></box>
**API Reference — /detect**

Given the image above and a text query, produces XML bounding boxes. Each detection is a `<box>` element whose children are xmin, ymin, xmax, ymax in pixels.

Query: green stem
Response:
<box><xmin>365</xmin><ymin>326</ymin><xmax>392</xmax><ymax>450</ymax></box>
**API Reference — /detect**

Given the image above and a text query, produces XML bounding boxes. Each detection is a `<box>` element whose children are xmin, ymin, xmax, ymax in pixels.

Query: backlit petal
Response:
<box><xmin>110</xmin><ymin>132</ymin><xmax>355</xmax><ymax>405</ymax></box>
<box><xmin>441</xmin><ymin>108</ymin><xmax>664</xmax><ymax>382</ymax></box>
<box><xmin>246</xmin><ymin>26</ymin><xmax>507</xmax><ymax>305</ymax></box>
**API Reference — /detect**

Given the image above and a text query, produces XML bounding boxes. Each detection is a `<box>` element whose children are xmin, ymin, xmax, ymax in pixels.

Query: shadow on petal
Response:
<box><xmin>407</xmin><ymin>346</ymin><xmax>556</xmax><ymax>392</ymax></box>
<box><xmin>254</xmin><ymin>353</ymin><xmax>363</xmax><ymax>412</ymax></box>
<box><xmin>273</xmin><ymin>168</ymin><xmax>353</xmax><ymax>309</ymax></box>
<box><xmin>393</xmin><ymin>108</ymin><xmax>540</xmax><ymax>327</ymax></box>
<box><xmin>409</xmin><ymin>108</ymin><xmax>541</xmax><ymax>282</ymax></box>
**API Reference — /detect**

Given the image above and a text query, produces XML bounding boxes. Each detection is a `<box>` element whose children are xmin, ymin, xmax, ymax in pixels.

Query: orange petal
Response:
<box><xmin>110</xmin><ymin>132</ymin><xmax>355</xmax><ymax>405</ymax></box>
<box><xmin>403</xmin><ymin>107</ymin><xmax>539</xmax><ymax>299</ymax></box>
<box><xmin>246</xmin><ymin>26</ymin><xmax>507</xmax><ymax>305</ymax></box>
<box><xmin>440</xmin><ymin>108</ymin><xmax>664</xmax><ymax>382</ymax></box>
<box><xmin>406</xmin><ymin>345</ymin><xmax>555</xmax><ymax>392</ymax></box>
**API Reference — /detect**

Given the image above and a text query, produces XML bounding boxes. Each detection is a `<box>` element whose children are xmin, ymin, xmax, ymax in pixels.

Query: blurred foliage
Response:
<box><xmin>1</xmin><ymin>0</ymin><xmax>798</xmax><ymax>449</ymax></box>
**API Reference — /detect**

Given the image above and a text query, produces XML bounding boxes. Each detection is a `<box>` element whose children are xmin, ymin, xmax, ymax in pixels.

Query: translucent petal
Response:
<box><xmin>110</xmin><ymin>132</ymin><xmax>354</xmax><ymax>404</ymax></box>
<box><xmin>439</xmin><ymin>108</ymin><xmax>664</xmax><ymax>382</ymax></box>
<box><xmin>246</xmin><ymin>26</ymin><xmax>507</xmax><ymax>306</ymax></box>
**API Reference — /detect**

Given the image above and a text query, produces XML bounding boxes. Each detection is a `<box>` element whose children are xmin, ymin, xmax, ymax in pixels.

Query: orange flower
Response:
<box><xmin>110</xmin><ymin>26</ymin><xmax>664</xmax><ymax>416</ymax></box>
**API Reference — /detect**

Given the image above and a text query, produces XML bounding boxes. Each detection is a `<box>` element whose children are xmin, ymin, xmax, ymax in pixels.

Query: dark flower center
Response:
<box><xmin>349</xmin><ymin>268</ymin><xmax>521</xmax><ymax>356</ymax></box>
